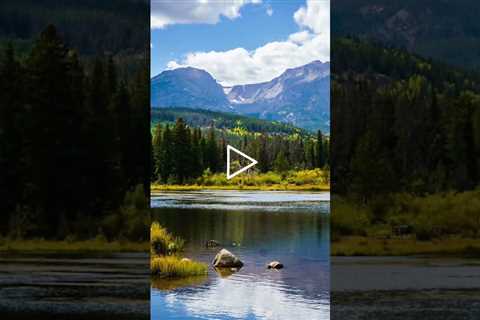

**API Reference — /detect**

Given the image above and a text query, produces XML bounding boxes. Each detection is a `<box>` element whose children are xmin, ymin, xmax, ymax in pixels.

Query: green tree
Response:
<box><xmin>274</xmin><ymin>151</ymin><xmax>289</xmax><ymax>173</ymax></box>
<box><xmin>173</xmin><ymin>118</ymin><xmax>191</xmax><ymax>183</ymax></box>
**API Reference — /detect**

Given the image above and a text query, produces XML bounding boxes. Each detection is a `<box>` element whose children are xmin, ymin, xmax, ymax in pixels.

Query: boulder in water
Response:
<box><xmin>212</xmin><ymin>249</ymin><xmax>243</xmax><ymax>268</ymax></box>
<box><xmin>206</xmin><ymin>240</ymin><xmax>220</xmax><ymax>248</ymax></box>
<box><xmin>267</xmin><ymin>261</ymin><xmax>284</xmax><ymax>269</ymax></box>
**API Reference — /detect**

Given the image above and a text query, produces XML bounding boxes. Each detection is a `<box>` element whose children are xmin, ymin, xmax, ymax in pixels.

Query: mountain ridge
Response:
<box><xmin>151</xmin><ymin>61</ymin><xmax>330</xmax><ymax>132</ymax></box>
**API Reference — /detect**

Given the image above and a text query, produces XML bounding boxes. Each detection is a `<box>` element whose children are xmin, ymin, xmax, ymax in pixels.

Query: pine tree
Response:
<box><xmin>191</xmin><ymin>128</ymin><xmax>202</xmax><ymax>178</ymax></box>
<box><xmin>206</xmin><ymin>127</ymin><xmax>219</xmax><ymax>172</ymax></box>
<box><xmin>152</xmin><ymin>123</ymin><xmax>163</xmax><ymax>181</ymax></box>
<box><xmin>316</xmin><ymin>130</ymin><xmax>326</xmax><ymax>168</ymax></box>
<box><xmin>0</xmin><ymin>43</ymin><xmax>23</xmax><ymax>233</ymax></box>
<box><xmin>160</xmin><ymin>125</ymin><xmax>174</xmax><ymax>183</ymax></box>
<box><xmin>258</xmin><ymin>135</ymin><xmax>269</xmax><ymax>172</ymax></box>
<box><xmin>274</xmin><ymin>151</ymin><xmax>289</xmax><ymax>173</ymax></box>
<box><xmin>173</xmin><ymin>118</ymin><xmax>191</xmax><ymax>183</ymax></box>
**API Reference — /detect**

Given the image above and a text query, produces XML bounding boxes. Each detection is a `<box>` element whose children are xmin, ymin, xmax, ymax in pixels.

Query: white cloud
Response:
<box><xmin>288</xmin><ymin>30</ymin><xmax>312</xmax><ymax>44</ymax></box>
<box><xmin>151</xmin><ymin>0</ymin><xmax>262</xmax><ymax>29</ymax></box>
<box><xmin>163</xmin><ymin>0</ymin><xmax>330</xmax><ymax>86</ymax></box>
<box><xmin>294</xmin><ymin>0</ymin><xmax>330</xmax><ymax>34</ymax></box>
<box><xmin>266</xmin><ymin>5</ymin><xmax>273</xmax><ymax>16</ymax></box>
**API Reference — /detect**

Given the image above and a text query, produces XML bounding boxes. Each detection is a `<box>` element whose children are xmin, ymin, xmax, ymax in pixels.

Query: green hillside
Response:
<box><xmin>151</xmin><ymin>107</ymin><xmax>311</xmax><ymax>136</ymax></box>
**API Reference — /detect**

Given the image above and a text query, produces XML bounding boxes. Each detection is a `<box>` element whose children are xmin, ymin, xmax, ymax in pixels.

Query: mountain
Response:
<box><xmin>332</xmin><ymin>0</ymin><xmax>480</xmax><ymax>70</ymax></box>
<box><xmin>151</xmin><ymin>61</ymin><xmax>330</xmax><ymax>132</ymax></box>
<box><xmin>150</xmin><ymin>67</ymin><xmax>231</xmax><ymax>112</ymax></box>
<box><xmin>227</xmin><ymin>61</ymin><xmax>330</xmax><ymax>131</ymax></box>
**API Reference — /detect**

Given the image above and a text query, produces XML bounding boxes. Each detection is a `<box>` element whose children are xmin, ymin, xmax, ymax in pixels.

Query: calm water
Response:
<box><xmin>151</xmin><ymin>190</ymin><xmax>330</xmax><ymax>320</ymax></box>
<box><xmin>0</xmin><ymin>253</ymin><xmax>149</xmax><ymax>319</ymax></box>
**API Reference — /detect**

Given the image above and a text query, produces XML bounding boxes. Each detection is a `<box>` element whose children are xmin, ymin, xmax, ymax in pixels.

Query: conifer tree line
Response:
<box><xmin>0</xmin><ymin>25</ymin><xmax>150</xmax><ymax>238</ymax></box>
<box><xmin>332</xmin><ymin>38</ymin><xmax>480</xmax><ymax>200</ymax></box>
<box><xmin>152</xmin><ymin>118</ymin><xmax>329</xmax><ymax>184</ymax></box>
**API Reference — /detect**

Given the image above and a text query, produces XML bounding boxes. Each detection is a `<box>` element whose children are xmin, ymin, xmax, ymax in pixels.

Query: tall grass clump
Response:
<box><xmin>150</xmin><ymin>221</ymin><xmax>207</xmax><ymax>278</ymax></box>
<box><xmin>151</xmin><ymin>222</ymin><xmax>184</xmax><ymax>255</ymax></box>
<box><xmin>151</xmin><ymin>256</ymin><xmax>207</xmax><ymax>277</ymax></box>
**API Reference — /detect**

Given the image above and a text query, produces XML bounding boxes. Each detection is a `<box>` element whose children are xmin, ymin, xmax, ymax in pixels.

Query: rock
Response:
<box><xmin>206</xmin><ymin>240</ymin><xmax>220</xmax><ymax>248</ymax></box>
<box><xmin>180</xmin><ymin>258</ymin><xmax>191</xmax><ymax>263</ymax></box>
<box><xmin>212</xmin><ymin>249</ymin><xmax>243</xmax><ymax>268</ymax></box>
<box><xmin>267</xmin><ymin>261</ymin><xmax>284</xmax><ymax>269</ymax></box>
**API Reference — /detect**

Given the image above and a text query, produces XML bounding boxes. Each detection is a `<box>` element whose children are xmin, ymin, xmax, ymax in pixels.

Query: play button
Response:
<box><xmin>226</xmin><ymin>145</ymin><xmax>258</xmax><ymax>179</ymax></box>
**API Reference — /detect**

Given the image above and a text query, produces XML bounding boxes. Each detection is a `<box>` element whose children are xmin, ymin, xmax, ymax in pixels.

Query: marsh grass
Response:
<box><xmin>151</xmin><ymin>255</ymin><xmax>207</xmax><ymax>277</ymax></box>
<box><xmin>150</xmin><ymin>222</ymin><xmax>207</xmax><ymax>279</ymax></box>
<box><xmin>332</xmin><ymin>236</ymin><xmax>480</xmax><ymax>257</ymax></box>
<box><xmin>150</xmin><ymin>222</ymin><xmax>184</xmax><ymax>255</ymax></box>
<box><xmin>151</xmin><ymin>169</ymin><xmax>330</xmax><ymax>191</ymax></box>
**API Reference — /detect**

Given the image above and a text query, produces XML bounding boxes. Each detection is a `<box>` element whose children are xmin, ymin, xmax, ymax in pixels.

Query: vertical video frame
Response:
<box><xmin>150</xmin><ymin>1</ymin><xmax>330</xmax><ymax>319</ymax></box>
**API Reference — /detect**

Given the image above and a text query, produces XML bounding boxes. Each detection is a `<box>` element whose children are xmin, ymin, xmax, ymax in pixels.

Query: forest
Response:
<box><xmin>331</xmin><ymin>37</ymin><xmax>480</xmax><ymax>247</ymax></box>
<box><xmin>0</xmin><ymin>25</ymin><xmax>150</xmax><ymax>240</ymax></box>
<box><xmin>151</xmin><ymin>116</ymin><xmax>329</xmax><ymax>187</ymax></box>
<box><xmin>332</xmin><ymin>0</ymin><xmax>480</xmax><ymax>70</ymax></box>
<box><xmin>152</xmin><ymin>107</ymin><xmax>308</xmax><ymax>136</ymax></box>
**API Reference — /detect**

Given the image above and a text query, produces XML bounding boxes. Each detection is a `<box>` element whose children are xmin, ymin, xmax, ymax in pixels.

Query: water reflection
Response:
<box><xmin>153</xmin><ymin>273</ymin><xmax>329</xmax><ymax>320</ymax></box>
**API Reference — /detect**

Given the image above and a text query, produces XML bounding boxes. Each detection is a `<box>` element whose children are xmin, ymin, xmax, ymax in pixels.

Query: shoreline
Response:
<box><xmin>332</xmin><ymin>236</ymin><xmax>480</xmax><ymax>257</ymax></box>
<box><xmin>151</xmin><ymin>184</ymin><xmax>330</xmax><ymax>192</ymax></box>
<box><xmin>0</xmin><ymin>239</ymin><xmax>149</xmax><ymax>253</ymax></box>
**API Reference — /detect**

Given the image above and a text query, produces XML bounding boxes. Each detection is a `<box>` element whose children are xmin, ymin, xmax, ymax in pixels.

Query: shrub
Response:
<box><xmin>287</xmin><ymin>169</ymin><xmax>324</xmax><ymax>185</ymax></box>
<box><xmin>102</xmin><ymin>184</ymin><xmax>149</xmax><ymax>241</ymax></box>
<box><xmin>331</xmin><ymin>199</ymin><xmax>371</xmax><ymax>238</ymax></box>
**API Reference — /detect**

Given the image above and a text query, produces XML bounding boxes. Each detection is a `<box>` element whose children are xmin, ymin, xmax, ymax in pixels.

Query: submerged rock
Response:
<box><xmin>212</xmin><ymin>249</ymin><xmax>243</xmax><ymax>268</ymax></box>
<box><xmin>267</xmin><ymin>261</ymin><xmax>284</xmax><ymax>269</ymax></box>
<box><xmin>214</xmin><ymin>267</ymin><xmax>241</xmax><ymax>278</ymax></box>
<box><xmin>206</xmin><ymin>240</ymin><xmax>220</xmax><ymax>248</ymax></box>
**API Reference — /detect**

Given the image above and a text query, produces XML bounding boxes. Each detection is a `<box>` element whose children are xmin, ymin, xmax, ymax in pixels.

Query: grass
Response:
<box><xmin>151</xmin><ymin>255</ymin><xmax>208</xmax><ymax>277</ymax></box>
<box><xmin>151</xmin><ymin>169</ymin><xmax>330</xmax><ymax>192</ymax></box>
<box><xmin>332</xmin><ymin>236</ymin><xmax>480</xmax><ymax>257</ymax></box>
<box><xmin>152</xmin><ymin>184</ymin><xmax>329</xmax><ymax>191</ymax></box>
<box><xmin>331</xmin><ymin>191</ymin><xmax>480</xmax><ymax>257</ymax></box>
<box><xmin>150</xmin><ymin>221</ymin><xmax>207</xmax><ymax>279</ymax></box>
<box><xmin>150</xmin><ymin>222</ymin><xmax>184</xmax><ymax>255</ymax></box>
<box><xmin>0</xmin><ymin>238</ymin><xmax>149</xmax><ymax>253</ymax></box>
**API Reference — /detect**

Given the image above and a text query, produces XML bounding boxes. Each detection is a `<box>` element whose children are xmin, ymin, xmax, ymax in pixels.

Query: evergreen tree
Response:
<box><xmin>205</xmin><ymin>127</ymin><xmax>219</xmax><ymax>172</ymax></box>
<box><xmin>274</xmin><ymin>151</ymin><xmax>289</xmax><ymax>173</ymax></box>
<box><xmin>173</xmin><ymin>118</ymin><xmax>191</xmax><ymax>183</ymax></box>
<box><xmin>0</xmin><ymin>43</ymin><xmax>23</xmax><ymax>234</ymax></box>
<box><xmin>160</xmin><ymin>125</ymin><xmax>174</xmax><ymax>183</ymax></box>
<box><xmin>316</xmin><ymin>130</ymin><xmax>326</xmax><ymax>168</ymax></box>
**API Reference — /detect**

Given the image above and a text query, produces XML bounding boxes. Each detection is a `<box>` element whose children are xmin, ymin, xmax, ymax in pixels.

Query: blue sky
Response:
<box><xmin>151</xmin><ymin>0</ymin><xmax>330</xmax><ymax>86</ymax></box>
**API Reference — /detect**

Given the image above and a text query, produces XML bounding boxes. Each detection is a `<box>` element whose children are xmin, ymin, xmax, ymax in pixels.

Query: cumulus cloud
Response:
<box><xmin>164</xmin><ymin>0</ymin><xmax>330</xmax><ymax>86</ymax></box>
<box><xmin>294</xmin><ymin>0</ymin><xmax>330</xmax><ymax>34</ymax></box>
<box><xmin>151</xmin><ymin>0</ymin><xmax>262</xmax><ymax>29</ymax></box>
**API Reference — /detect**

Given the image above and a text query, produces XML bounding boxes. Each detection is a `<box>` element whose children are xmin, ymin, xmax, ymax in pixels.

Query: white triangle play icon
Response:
<box><xmin>226</xmin><ymin>145</ymin><xmax>258</xmax><ymax>180</ymax></box>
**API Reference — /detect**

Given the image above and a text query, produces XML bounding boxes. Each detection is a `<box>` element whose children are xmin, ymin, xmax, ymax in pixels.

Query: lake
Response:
<box><xmin>331</xmin><ymin>256</ymin><xmax>480</xmax><ymax>320</ymax></box>
<box><xmin>0</xmin><ymin>252</ymin><xmax>149</xmax><ymax>319</ymax></box>
<box><xmin>151</xmin><ymin>190</ymin><xmax>330</xmax><ymax>320</ymax></box>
